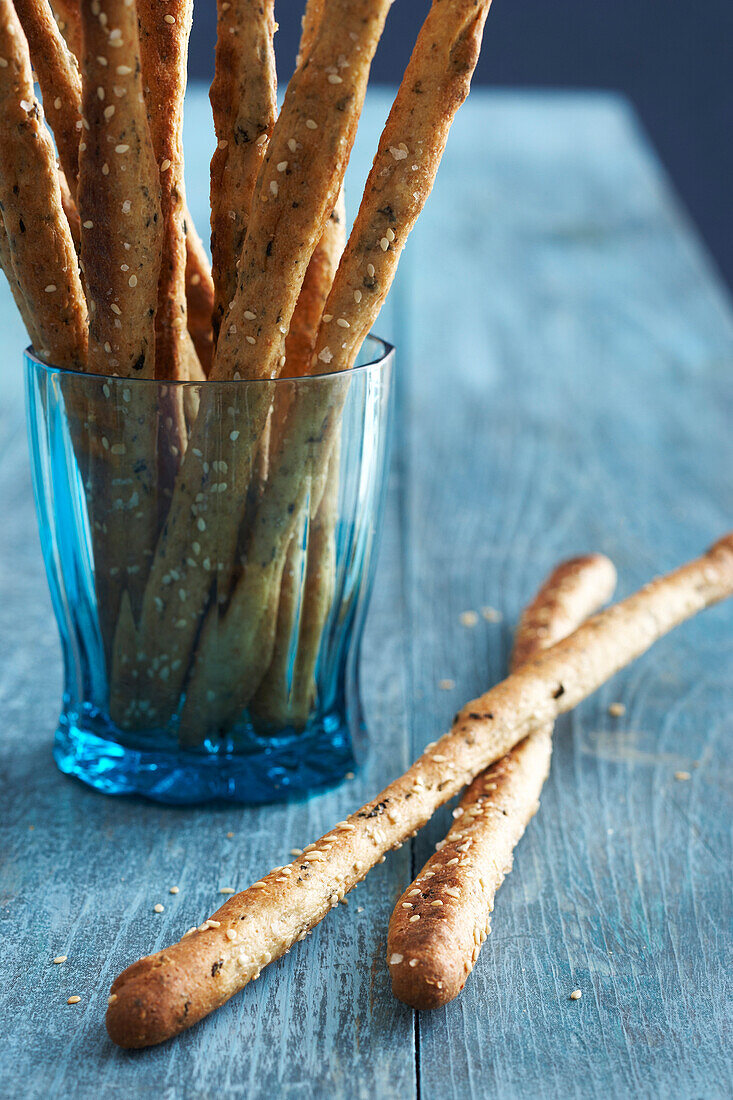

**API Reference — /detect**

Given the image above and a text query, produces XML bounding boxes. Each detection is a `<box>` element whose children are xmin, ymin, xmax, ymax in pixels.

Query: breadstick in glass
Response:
<box><xmin>387</xmin><ymin>555</ymin><xmax>616</xmax><ymax>1008</ymax></box>
<box><xmin>106</xmin><ymin>534</ymin><xmax>733</xmax><ymax>1048</ymax></box>
<box><xmin>0</xmin><ymin>0</ymin><xmax>86</xmax><ymax>367</ymax></box>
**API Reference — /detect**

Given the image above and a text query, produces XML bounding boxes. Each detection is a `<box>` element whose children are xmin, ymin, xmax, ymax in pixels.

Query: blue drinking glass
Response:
<box><xmin>24</xmin><ymin>336</ymin><xmax>394</xmax><ymax>803</ymax></box>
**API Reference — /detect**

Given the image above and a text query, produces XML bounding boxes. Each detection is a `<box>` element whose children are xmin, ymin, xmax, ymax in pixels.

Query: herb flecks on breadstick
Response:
<box><xmin>14</xmin><ymin>0</ymin><xmax>82</xmax><ymax>193</ymax></box>
<box><xmin>314</xmin><ymin>0</ymin><xmax>494</xmax><ymax>374</ymax></box>
<box><xmin>0</xmin><ymin>0</ymin><xmax>86</xmax><ymax>367</ymax></box>
<box><xmin>388</xmin><ymin>555</ymin><xmax>617</xmax><ymax>1010</ymax></box>
<box><xmin>78</xmin><ymin>0</ymin><xmax>162</xmax><ymax>378</ymax></box>
<box><xmin>209</xmin><ymin>0</ymin><xmax>276</xmax><ymax>338</ymax></box>
<box><xmin>137</xmin><ymin>0</ymin><xmax>195</xmax><ymax>380</ymax></box>
<box><xmin>106</xmin><ymin>535</ymin><xmax>733</xmax><ymax>1048</ymax></box>
<box><xmin>212</xmin><ymin>0</ymin><xmax>395</xmax><ymax>383</ymax></box>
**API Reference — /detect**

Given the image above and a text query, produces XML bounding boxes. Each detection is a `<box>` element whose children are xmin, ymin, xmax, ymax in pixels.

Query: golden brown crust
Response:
<box><xmin>50</xmin><ymin>0</ymin><xmax>81</xmax><ymax>60</ymax></box>
<box><xmin>137</xmin><ymin>0</ymin><xmax>193</xmax><ymax>380</ymax></box>
<box><xmin>14</xmin><ymin>0</ymin><xmax>81</xmax><ymax>192</ymax></box>
<box><xmin>0</xmin><ymin>1</ymin><xmax>86</xmax><ymax>367</ymax></box>
<box><xmin>313</xmin><ymin>0</ymin><xmax>493</xmax><ymax>373</ymax></box>
<box><xmin>0</xmin><ymin>210</ymin><xmax>41</xmax><ymax>345</ymax></box>
<box><xmin>212</xmin><ymin>0</ymin><xmax>394</xmax><ymax>382</ymax></box>
<box><xmin>106</xmin><ymin>534</ymin><xmax>733</xmax><ymax>1047</ymax></box>
<box><xmin>209</xmin><ymin>0</ymin><xmax>276</xmax><ymax>337</ymax></box>
<box><xmin>78</xmin><ymin>0</ymin><xmax>162</xmax><ymax>378</ymax></box>
<box><xmin>184</xmin><ymin>217</ymin><xmax>214</xmax><ymax>374</ymax></box>
<box><xmin>387</xmin><ymin>554</ymin><xmax>617</xmax><ymax>1009</ymax></box>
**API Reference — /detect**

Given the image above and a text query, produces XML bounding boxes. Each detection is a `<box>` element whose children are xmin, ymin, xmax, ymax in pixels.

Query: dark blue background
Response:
<box><xmin>189</xmin><ymin>1</ymin><xmax>732</xmax><ymax>290</ymax></box>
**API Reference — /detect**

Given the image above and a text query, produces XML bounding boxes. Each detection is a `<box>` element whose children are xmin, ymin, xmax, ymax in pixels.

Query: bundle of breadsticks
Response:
<box><xmin>0</xmin><ymin>0</ymin><xmax>503</xmax><ymax>740</ymax></box>
<box><xmin>105</xmin><ymin>534</ymin><xmax>733</xmax><ymax>1046</ymax></box>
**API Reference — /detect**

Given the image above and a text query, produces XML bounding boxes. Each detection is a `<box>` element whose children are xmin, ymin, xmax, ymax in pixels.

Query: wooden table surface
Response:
<box><xmin>1</xmin><ymin>89</ymin><xmax>731</xmax><ymax>1100</ymax></box>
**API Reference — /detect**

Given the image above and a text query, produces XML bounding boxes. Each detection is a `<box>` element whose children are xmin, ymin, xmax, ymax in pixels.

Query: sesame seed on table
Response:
<box><xmin>0</xmin><ymin>87</ymin><xmax>731</xmax><ymax>1098</ymax></box>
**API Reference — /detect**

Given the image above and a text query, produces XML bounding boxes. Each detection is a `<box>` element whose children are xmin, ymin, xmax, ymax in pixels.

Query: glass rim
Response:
<box><xmin>23</xmin><ymin>332</ymin><xmax>394</xmax><ymax>386</ymax></box>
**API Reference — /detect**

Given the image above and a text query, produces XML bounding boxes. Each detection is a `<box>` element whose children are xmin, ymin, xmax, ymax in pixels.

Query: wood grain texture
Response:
<box><xmin>0</xmin><ymin>89</ymin><xmax>731</xmax><ymax>1098</ymax></box>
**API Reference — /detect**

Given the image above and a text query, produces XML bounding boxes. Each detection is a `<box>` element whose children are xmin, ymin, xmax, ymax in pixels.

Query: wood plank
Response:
<box><xmin>399</xmin><ymin>92</ymin><xmax>733</xmax><ymax>1100</ymax></box>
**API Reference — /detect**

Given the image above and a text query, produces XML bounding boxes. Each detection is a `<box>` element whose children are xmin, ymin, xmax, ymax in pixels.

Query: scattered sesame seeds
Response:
<box><xmin>328</xmin><ymin>73</ymin><xmax>343</xmax><ymax>84</ymax></box>
<box><xmin>115</xmin><ymin>143</ymin><xmax>129</xmax><ymax>154</ymax></box>
<box><xmin>439</xmin><ymin>678</ymin><xmax>455</xmax><ymax>691</ymax></box>
<box><xmin>389</xmin><ymin>953</ymin><xmax>403</xmax><ymax>965</ymax></box>
<box><xmin>229</xmin><ymin>430</ymin><xmax>239</xmax><ymax>442</ymax></box>
<box><xmin>243</xmin><ymin>309</ymin><xmax>256</xmax><ymax>320</ymax></box>
<box><xmin>169</xmin><ymin>886</ymin><xmax>179</xmax><ymax>895</ymax></box>
<box><xmin>305</xmin><ymin>118</ymin><xmax>317</xmax><ymax>129</ymax></box>
<box><xmin>431</xmin><ymin>900</ymin><xmax>443</xmax><ymax>907</ymax></box>
<box><xmin>366</xmin><ymin>263</ymin><xmax>375</xmax><ymax>277</ymax></box>
<box><xmin>117</xmin><ymin>65</ymin><xmax>132</xmax><ymax>75</ymax></box>
<box><xmin>44</xmin><ymin>284</ymin><xmax>57</xmax><ymax>293</ymax></box>
<box><xmin>218</xmin><ymin>139</ymin><xmax>228</xmax><ymax>149</ymax></box>
<box><xmin>164</xmin><ymin>13</ymin><xmax>176</xmax><ymax>23</ymax></box>
<box><xmin>160</xmin><ymin>158</ymin><xmax>172</xmax><ymax>171</ymax></box>
<box><xmin>345</xmin><ymin>771</ymin><xmax>355</xmax><ymax>780</ymax></box>
<box><xmin>153</xmin><ymin>903</ymin><xmax>165</xmax><ymax>913</ymax></box>
<box><xmin>401</xmin><ymin>902</ymin><xmax>413</xmax><ymax>909</ymax></box>
<box><xmin>608</xmin><ymin>702</ymin><xmax>626</xmax><ymax>717</ymax></box>
<box><xmin>54</xmin><ymin>96</ymin><xmax>61</xmax><ymax>110</ymax></box>
<box><xmin>67</xmin><ymin>996</ymin><xmax>81</xmax><ymax>1005</ymax></box>
<box><xmin>444</xmin><ymin>886</ymin><xmax>461</xmax><ymax>898</ymax></box>
<box><xmin>318</xmin><ymin>347</ymin><xmax>333</xmax><ymax>364</ymax></box>
<box><xmin>121</xmin><ymin>200</ymin><xmax>131</xmax><ymax>213</ymax></box>
<box><xmin>459</xmin><ymin>610</ymin><xmax>479</xmax><ymax>627</ymax></box>
<box><xmin>675</xmin><ymin>771</ymin><xmax>691</xmax><ymax>781</ymax></box>
<box><xmin>481</xmin><ymin>605</ymin><xmax>502</xmax><ymax>622</ymax></box>
<box><xmin>380</xmin><ymin>237</ymin><xmax>389</xmax><ymax>251</ymax></box>
<box><xmin>408</xmin><ymin>888</ymin><xmax>421</xmax><ymax>897</ymax></box>
<box><xmin>52</xmin><ymin>956</ymin><xmax>67</xmax><ymax>964</ymax></box>
<box><xmin>269</xmin><ymin>180</ymin><xmax>278</xmax><ymax>197</ymax></box>
<box><xmin>389</xmin><ymin>146</ymin><xmax>408</xmax><ymax>160</ymax></box>
<box><xmin>226</xmin><ymin>928</ymin><xmax>237</xmax><ymax>941</ymax></box>
<box><xmin>104</xmin><ymin>105</ymin><xmax>115</xmax><ymax>119</ymax></box>
<box><xmin>277</xmin><ymin>160</ymin><xmax>288</xmax><ymax>172</ymax></box>
<box><xmin>409</xmin><ymin>914</ymin><xmax>420</xmax><ymax>923</ymax></box>
<box><xmin>245</xmin><ymin>335</ymin><xmax>256</xmax><ymax>345</ymax></box>
<box><xmin>569</xmin><ymin>989</ymin><xmax>582</xmax><ymax>1000</ymax></box>
<box><xmin>385</xmin><ymin>228</ymin><xmax>395</xmax><ymax>241</ymax></box>
<box><xmin>128</xmin><ymin>274</ymin><xmax>137</xmax><ymax>287</ymax></box>
<box><xmin>219</xmin><ymin>887</ymin><xmax>235</xmax><ymax>894</ymax></box>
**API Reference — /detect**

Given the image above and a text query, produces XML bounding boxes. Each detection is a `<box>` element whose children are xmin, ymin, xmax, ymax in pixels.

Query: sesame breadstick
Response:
<box><xmin>50</xmin><ymin>0</ymin><xmax>82</xmax><ymax>60</ymax></box>
<box><xmin>184</xmin><ymin>219</ymin><xmax>215</xmax><ymax>374</ymax></box>
<box><xmin>106</xmin><ymin>534</ymin><xmax>733</xmax><ymax>1048</ymax></box>
<box><xmin>137</xmin><ymin>0</ymin><xmax>194</xmax><ymax>380</ymax></box>
<box><xmin>209</xmin><ymin>0</ymin><xmax>276</xmax><ymax>338</ymax></box>
<box><xmin>0</xmin><ymin>0</ymin><xmax>86</xmax><ymax>368</ymax></box>
<box><xmin>57</xmin><ymin>166</ymin><xmax>81</xmax><ymax>249</ymax></box>
<box><xmin>13</xmin><ymin>0</ymin><xmax>81</xmax><ymax>192</ymax></box>
<box><xmin>182</xmin><ymin>0</ymin><xmax>496</xmax><ymax>732</ymax></box>
<box><xmin>388</xmin><ymin>554</ymin><xmax>617</xmax><ymax>1009</ymax></box>
<box><xmin>78</xmin><ymin>0</ymin><xmax>162</xmax><ymax>378</ymax></box>
<box><xmin>0</xmin><ymin>212</ymin><xmax>41</xmax><ymax>346</ymax></box>
<box><xmin>212</xmin><ymin>0</ymin><xmax>394</xmax><ymax>382</ymax></box>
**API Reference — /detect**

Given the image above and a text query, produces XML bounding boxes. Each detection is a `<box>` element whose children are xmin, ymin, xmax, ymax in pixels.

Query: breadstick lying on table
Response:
<box><xmin>209</xmin><ymin>0</ymin><xmax>276</xmax><ymax>338</ymax></box>
<box><xmin>0</xmin><ymin>0</ymin><xmax>86</xmax><ymax>368</ymax></box>
<box><xmin>106</xmin><ymin>534</ymin><xmax>733</xmax><ymax>1048</ymax></box>
<box><xmin>388</xmin><ymin>554</ymin><xmax>617</xmax><ymax>1009</ymax></box>
<box><xmin>13</xmin><ymin>0</ymin><xmax>81</xmax><ymax>193</ymax></box>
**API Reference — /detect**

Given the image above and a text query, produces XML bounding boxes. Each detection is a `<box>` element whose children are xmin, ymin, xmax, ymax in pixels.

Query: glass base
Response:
<box><xmin>53</xmin><ymin>705</ymin><xmax>361</xmax><ymax>805</ymax></box>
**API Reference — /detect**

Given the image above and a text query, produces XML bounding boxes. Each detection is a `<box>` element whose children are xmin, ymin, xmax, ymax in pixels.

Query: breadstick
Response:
<box><xmin>184</xmin><ymin>218</ymin><xmax>215</xmax><ymax>374</ymax></box>
<box><xmin>106</xmin><ymin>534</ymin><xmax>733</xmax><ymax>1048</ymax></box>
<box><xmin>0</xmin><ymin>0</ymin><xmax>86</xmax><ymax>368</ymax></box>
<box><xmin>50</xmin><ymin>0</ymin><xmax>81</xmax><ymax>60</ymax></box>
<box><xmin>13</xmin><ymin>0</ymin><xmax>81</xmax><ymax>192</ymax></box>
<box><xmin>212</xmin><ymin>0</ymin><xmax>394</xmax><ymax>382</ymax></box>
<box><xmin>313</xmin><ymin>0</ymin><xmax>493</xmax><ymax>374</ymax></box>
<box><xmin>78</xmin><ymin>0</ymin><xmax>162</xmax><ymax>378</ymax></box>
<box><xmin>209</xmin><ymin>0</ymin><xmax>276</xmax><ymax>337</ymax></box>
<box><xmin>0</xmin><ymin>211</ymin><xmax>41</xmax><ymax>346</ymax></box>
<box><xmin>57</xmin><ymin>166</ymin><xmax>80</xmax><ymax>249</ymax></box>
<box><xmin>188</xmin><ymin>0</ymin><xmax>497</xmax><ymax>729</ymax></box>
<box><xmin>137</xmin><ymin>0</ymin><xmax>193</xmax><ymax>380</ymax></box>
<box><xmin>388</xmin><ymin>554</ymin><xmax>617</xmax><ymax>1009</ymax></box>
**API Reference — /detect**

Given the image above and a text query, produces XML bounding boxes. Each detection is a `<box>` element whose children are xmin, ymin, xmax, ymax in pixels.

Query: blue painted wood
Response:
<box><xmin>0</xmin><ymin>88</ymin><xmax>731</xmax><ymax>1099</ymax></box>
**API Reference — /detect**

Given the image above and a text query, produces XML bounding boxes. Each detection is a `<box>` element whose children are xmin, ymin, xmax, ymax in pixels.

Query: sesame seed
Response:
<box><xmin>446</xmin><ymin>857</ymin><xmax>459</xmax><ymax>866</ymax></box>
<box><xmin>169</xmin><ymin>886</ymin><xmax>179</xmax><ymax>894</ymax></box>
<box><xmin>409</xmin><ymin>914</ymin><xmax>420</xmax><ymax>923</ymax></box>
<box><xmin>318</xmin><ymin>347</ymin><xmax>333</xmax><ymax>364</ymax></box>
<box><xmin>104</xmin><ymin>105</ymin><xmax>115</xmax><ymax>119</ymax></box>
<box><xmin>256</xmin><ymin>132</ymin><xmax>268</xmax><ymax>145</ymax></box>
<box><xmin>153</xmin><ymin>903</ymin><xmax>164</xmax><ymax>913</ymax></box>
<box><xmin>608</xmin><ymin>702</ymin><xmax>626</xmax><ymax>717</ymax></box>
<box><xmin>675</xmin><ymin>771</ymin><xmax>692</xmax><ymax>781</ymax></box>
<box><xmin>207</xmin><ymin>920</ymin><xmax>221</xmax><ymax>927</ymax></box>
<box><xmin>389</xmin><ymin>953</ymin><xmax>403</xmax><ymax>965</ymax></box>
<box><xmin>328</xmin><ymin>74</ymin><xmax>343</xmax><ymax>84</ymax></box>
<box><xmin>269</xmin><ymin>180</ymin><xmax>278</xmax><ymax>197</ymax></box>
<box><xmin>385</xmin><ymin>228</ymin><xmax>395</xmax><ymax>241</ymax></box>
<box><xmin>431</xmin><ymin>900</ymin><xmax>443</xmax><ymax>907</ymax></box>
<box><xmin>305</xmin><ymin>118</ymin><xmax>318</xmax><ymax>129</ymax></box>
<box><xmin>290</xmin><ymin>848</ymin><xmax>303</xmax><ymax>856</ymax></box>
<box><xmin>219</xmin><ymin>886</ymin><xmax>235</xmax><ymax>894</ymax></box>
<box><xmin>164</xmin><ymin>13</ymin><xmax>175</xmax><ymax>22</ymax></box>
<box><xmin>401</xmin><ymin>902</ymin><xmax>413</xmax><ymax>909</ymax></box>
<box><xmin>390</xmin><ymin>146</ymin><xmax>408</xmax><ymax>161</ymax></box>
<box><xmin>570</xmin><ymin>989</ymin><xmax>582</xmax><ymax>1000</ymax></box>
<box><xmin>336</xmin><ymin>318</ymin><xmax>350</xmax><ymax>328</ymax></box>
<box><xmin>460</xmin><ymin>610</ymin><xmax>479</xmax><ymax>627</ymax></box>
<box><xmin>277</xmin><ymin>160</ymin><xmax>288</xmax><ymax>172</ymax></box>
<box><xmin>115</xmin><ymin>143</ymin><xmax>129</xmax><ymax>154</ymax></box>
<box><xmin>380</xmin><ymin>238</ymin><xmax>389</xmax><ymax>251</ymax></box>
<box><xmin>160</xmin><ymin>158</ymin><xmax>172</xmax><ymax>171</ymax></box>
<box><xmin>54</xmin><ymin>97</ymin><xmax>61</xmax><ymax>109</ymax></box>
<box><xmin>218</xmin><ymin>139</ymin><xmax>228</xmax><ymax>149</ymax></box>
<box><xmin>409</xmin><ymin>959</ymin><xmax>418</xmax><ymax>968</ymax></box>
<box><xmin>97</xmin><ymin>86</ymin><xmax>105</xmax><ymax>100</ymax></box>
<box><xmin>408</xmin><ymin>888</ymin><xmax>421</xmax><ymax>897</ymax></box>
<box><xmin>117</xmin><ymin>65</ymin><xmax>132</xmax><ymax>75</ymax></box>
<box><xmin>197</xmin><ymin>516</ymin><xmax>207</xmax><ymax>530</ymax></box>
<box><xmin>128</xmin><ymin>274</ymin><xmax>137</xmax><ymax>287</ymax></box>
<box><xmin>481</xmin><ymin>605</ymin><xmax>502</xmax><ymax>622</ymax></box>
<box><xmin>353</xmin><ymin>289</ymin><xmax>362</xmax><ymax>303</ymax></box>
<box><xmin>52</xmin><ymin>955</ymin><xmax>67</xmax><ymax>964</ymax></box>
<box><xmin>67</xmin><ymin>996</ymin><xmax>81</xmax><ymax>1005</ymax></box>
<box><xmin>44</xmin><ymin>284</ymin><xmax>57</xmax><ymax>293</ymax></box>
<box><xmin>439</xmin><ymin>678</ymin><xmax>455</xmax><ymax>690</ymax></box>
<box><xmin>102</xmin><ymin>163</ymin><xmax>109</xmax><ymax>175</ymax></box>
<box><xmin>245</xmin><ymin>335</ymin><xmax>256</xmax><ymax>345</ymax></box>
<box><xmin>110</xmin><ymin>303</ymin><xmax>122</xmax><ymax>315</ymax></box>
<box><xmin>444</xmin><ymin>886</ymin><xmax>460</xmax><ymax>898</ymax></box>
<box><xmin>322</xmin><ymin>313</ymin><xmax>333</xmax><ymax>323</ymax></box>
<box><xmin>243</xmin><ymin>309</ymin><xmax>256</xmax><ymax>320</ymax></box>
<box><xmin>367</xmin><ymin>263</ymin><xmax>375</xmax><ymax>277</ymax></box>
<box><xmin>229</xmin><ymin>430</ymin><xmax>239</xmax><ymax>442</ymax></box>
<box><xmin>121</xmin><ymin>200</ymin><xmax>131</xmax><ymax>213</ymax></box>
<box><xmin>226</xmin><ymin>928</ymin><xmax>237</xmax><ymax>941</ymax></box>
